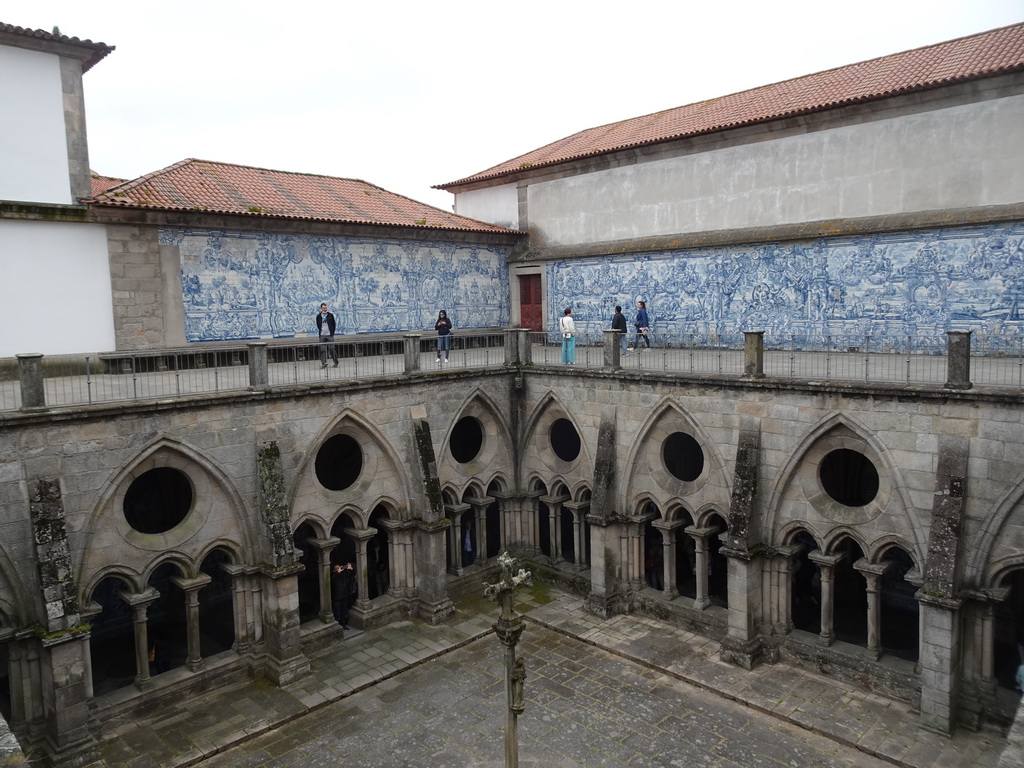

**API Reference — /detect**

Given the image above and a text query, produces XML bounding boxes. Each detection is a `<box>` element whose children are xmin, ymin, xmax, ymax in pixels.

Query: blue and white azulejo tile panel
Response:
<box><xmin>548</xmin><ymin>222</ymin><xmax>1024</xmax><ymax>349</ymax></box>
<box><xmin>159</xmin><ymin>228</ymin><xmax>511</xmax><ymax>342</ymax></box>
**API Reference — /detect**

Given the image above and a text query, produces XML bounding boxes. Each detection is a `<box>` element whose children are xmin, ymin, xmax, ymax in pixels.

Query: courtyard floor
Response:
<box><xmin>89</xmin><ymin>586</ymin><xmax>1009</xmax><ymax>768</ymax></box>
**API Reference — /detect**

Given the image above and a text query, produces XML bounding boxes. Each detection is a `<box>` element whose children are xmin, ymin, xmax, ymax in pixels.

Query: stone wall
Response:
<box><xmin>0</xmin><ymin>365</ymin><xmax>1022</xmax><ymax>749</ymax></box>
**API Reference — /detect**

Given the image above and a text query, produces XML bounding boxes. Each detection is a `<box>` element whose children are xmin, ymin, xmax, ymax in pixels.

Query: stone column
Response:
<box><xmin>585</xmin><ymin>513</ymin><xmax>623</xmax><ymax>618</ymax></box>
<box><xmin>445</xmin><ymin>503</ymin><xmax>471</xmax><ymax>573</ymax></box>
<box><xmin>719</xmin><ymin>543</ymin><xmax>764</xmax><ymax>669</ymax></box>
<box><xmin>379</xmin><ymin>519</ymin><xmax>410</xmax><ymax>597</ymax></box>
<box><xmin>540</xmin><ymin>495</ymin><xmax>568</xmax><ymax>564</ymax></box>
<box><xmin>17</xmin><ymin>353</ymin><xmax>45</xmax><ymax>410</ymax></box>
<box><xmin>521</xmin><ymin>490</ymin><xmax>544</xmax><ymax>554</ymax></box>
<box><xmin>944</xmin><ymin>330</ymin><xmax>972</xmax><ymax>390</ymax></box>
<box><xmin>491</xmin><ymin>491</ymin><xmax>519</xmax><ymax>553</ymax></box>
<box><xmin>917</xmin><ymin>593</ymin><xmax>965</xmax><ymax>734</ymax></box>
<box><xmin>345</xmin><ymin>528</ymin><xmax>377</xmax><ymax>617</ymax></box>
<box><xmin>308</xmin><ymin>536</ymin><xmax>341</xmax><ymax>624</ymax></box>
<box><xmin>466</xmin><ymin>495</ymin><xmax>496</xmax><ymax>564</ymax></box>
<box><xmin>37</xmin><ymin>632</ymin><xmax>98</xmax><ymax>765</ymax></box>
<box><xmin>222</xmin><ymin>563</ymin><xmax>253</xmax><ymax>652</ymax></box>
<box><xmin>256</xmin><ymin>563</ymin><xmax>310</xmax><ymax>685</ymax></box>
<box><xmin>603</xmin><ymin>328</ymin><xmax>622</xmax><ymax>369</ymax></box>
<box><xmin>809</xmin><ymin>552</ymin><xmax>843</xmax><ymax>647</ymax></box>
<box><xmin>120</xmin><ymin>587</ymin><xmax>160</xmax><ymax>689</ymax></box>
<box><xmin>403</xmin><ymin>333</ymin><xmax>422</xmax><ymax>373</ymax></box>
<box><xmin>247</xmin><ymin>341</ymin><xmax>269</xmax><ymax>390</ymax></box>
<box><xmin>687</xmin><ymin>526</ymin><xmax>716</xmax><ymax>610</ymax></box>
<box><xmin>653</xmin><ymin>520</ymin><xmax>683</xmax><ymax>598</ymax></box>
<box><xmin>854</xmin><ymin>559</ymin><xmax>888</xmax><ymax>660</ymax></box>
<box><xmin>565</xmin><ymin>501</ymin><xmax>590</xmax><ymax>567</ymax></box>
<box><xmin>742</xmin><ymin>331</ymin><xmax>765</xmax><ymax>379</ymax></box>
<box><xmin>411</xmin><ymin>518</ymin><xmax>455</xmax><ymax>624</ymax></box>
<box><xmin>774</xmin><ymin>544</ymin><xmax>800</xmax><ymax>633</ymax></box>
<box><xmin>172</xmin><ymin>574</ymin><xmax>213</xmax><ymax>671</ymax></box>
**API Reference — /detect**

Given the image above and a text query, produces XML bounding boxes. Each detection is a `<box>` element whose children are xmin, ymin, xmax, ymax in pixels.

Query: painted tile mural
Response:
<box><xmin>548</xmin><ymin>222</ymin><xmax>1024</xmax><ymax>349</ymax></box>
<box><xmin>159</xmin><ymin>228</ymin><xmax>510</xmax><ymax>342</ymax></box>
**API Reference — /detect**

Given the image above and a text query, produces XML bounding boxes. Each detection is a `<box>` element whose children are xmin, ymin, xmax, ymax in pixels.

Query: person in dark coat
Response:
<box><xmin>611</xmin><ymin>305</ymin><xmax>628</xmax><ymax>357</ymax></box>
<box><xmin>634</xmin><ymin>300</ymin><xmax>651</xmax><ymax>349</ymax></box>
<box><xmin>316</xmin><ymin>302</ymin><xmax>339</xmax><ymax>368</ymax></box>
<box><xmin>331</xmin><ymin>562</ymin><xmax>355</xmax><ymax>629</ymax></box>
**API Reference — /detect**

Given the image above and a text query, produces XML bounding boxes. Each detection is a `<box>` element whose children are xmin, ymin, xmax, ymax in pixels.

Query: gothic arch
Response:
<box><xmin>761</xmin><ymin>412</ymin><xmax>922</xmax><ymax>554</ymax></box>
<box><xmin>870</xmin><ymin>535</ymin><xmax>920</xmax><ymax>567</ymax></box>
<box><xmin>621</xmin><ymin>398</ymin><xmax>729</xmax><ymax>516</ymax></box>
<box><xmin>822</xmin><ymin>527</ymin><xmax>870</xmax><ymax>556</ymax></box>
<box><xmin>292</xmin><ymin>408</ymin><xmax>413</xmax><ymax>526</ymax></box>
<box><xmin>969</xmin><ymin>469</ymin><xmax>1024</xmax><ymax>587</ymax></box>
<box><xmin>520</xmin><ymin>392</ymin><xmax>592</xmax><ymax>482</ymax></box>
<box><xmin>78</xmin><ymin>436</ymin><xmax>254</xmax><ymax>598</ymax></box>
<box><xmin>196</xmin><ymin>539</ymin><xmax>243</xmax><ymax>567</ymax></box>
<box><xmin>141</xmin><ymin>552</ymin><xmax>192</xmax><ymax>582</ymax></box>
<box><xmin>292</xmin><ymin>516</ymin><xmax>328</xmax><ymax>540</ymax></box>
<box><xmin>694</xmin><ymin>504</ymin><xmax>730</xmax><ymax>529</ymax></box>
<box><xmin>778</xmin><ymin>521</ymin><xmax>823</xmax><ymax>549</ymax></box>
<box><xmin>440</xmin><ymin>389</ymin><xmax>516</xmax><ymax>484</ymax></box>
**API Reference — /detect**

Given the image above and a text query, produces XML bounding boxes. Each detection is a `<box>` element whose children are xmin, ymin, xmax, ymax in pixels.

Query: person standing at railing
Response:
<box><xmin>435</xmin><ymin>309</ymin><xmax>453</xmax><ymax>364</ymax></box>
<box><xmin>316</xmin><ymin>303</ymin><xmax>339</xmax><ymax>368</ymax></box>
<box><xmin>560</xmin><ymin>307</ymin><xmax>576</xmax><ymax>365</ymax></box>
<box><xmin>634</xmin><ymin>300</ymin><xmax>651</xmax><ymax>350</ymax></box>
<box><xmin>612</xmin><ymin>305</ymin><xmax>629</xmax><ymax>357</ymax></box>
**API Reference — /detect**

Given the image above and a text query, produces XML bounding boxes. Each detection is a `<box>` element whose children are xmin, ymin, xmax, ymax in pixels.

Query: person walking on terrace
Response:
<box><xmin>634</xmin><ymin>300</ymin><xmax>651</xmax><ymax>350</ymax></box>
<box><xmin>560</xmin><ymin>307</ymin><xmax>576</xmax><ymax>364</ymax></box>
<box><xmin>435</xmin><ymin>309</ymin><xmax>452</xmax><ymax>364</ymax></box>
<box><xmin>316</xmin><ymin>302</ymin><xmax>339</xmax><ymax>368</ymax></box>
<box><xmin>612</xmin><ymin>305</ymin><xmax>628</xmax><ymax>357</ymax></box>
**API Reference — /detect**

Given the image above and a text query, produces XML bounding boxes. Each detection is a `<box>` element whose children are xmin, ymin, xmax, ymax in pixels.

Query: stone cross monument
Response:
<box><xmin>484</xmin><ymin>551</ymin><xmax>531</xmax><ymax>768</ymax></box>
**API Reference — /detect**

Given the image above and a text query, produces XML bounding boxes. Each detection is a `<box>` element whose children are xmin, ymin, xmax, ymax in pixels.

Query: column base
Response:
<box><xmin>719</xmin><ymin>635</ymin><xmax>764</xmax><ymax>670</ymax></box>
<box><xmin>414</xmin><ymin>597</ymin><xmax>455</xmax><ymax>625</ymax></box>
<box><xmin>261</xmin><ymin>653</ymin><xmax>310</xmax><ymax>686</ymax></box>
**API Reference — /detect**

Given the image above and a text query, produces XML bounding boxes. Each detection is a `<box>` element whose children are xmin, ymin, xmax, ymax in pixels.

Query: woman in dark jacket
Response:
<box><xmin>634</xmin><ymin>301</ymin><xmax>651</xmax><ymax>349</ymax></box>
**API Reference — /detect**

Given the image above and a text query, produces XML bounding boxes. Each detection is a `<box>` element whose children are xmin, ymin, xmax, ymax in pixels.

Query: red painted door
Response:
<box><xmin>519</xmin><ymin>274</ymin><xmax>543</xmax><ymax>332</ymax></box>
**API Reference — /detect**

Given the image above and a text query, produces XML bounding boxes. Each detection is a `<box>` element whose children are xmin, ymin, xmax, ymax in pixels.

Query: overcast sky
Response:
<box><xmin>10</xmin><ymin>1</ymin><xmax>1024</xmax><ymax>211</ymax></box>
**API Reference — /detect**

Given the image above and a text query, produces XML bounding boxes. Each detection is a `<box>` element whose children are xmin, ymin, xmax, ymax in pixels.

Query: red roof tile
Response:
<box><xmin>437</xmin><ymin>23</ymin><xmax>1024</xmax><ymax>190</ymax></box>
<box><xmin>89</xmin><ymin>159</ymin><xmax>516</xmax><ymax>234</ymax></box>
<box><xmin>89</xmin><ymin>173</ymin><xmax>126</xmax><ymax>198</ymax></box>
<box><xmin>0</xmin><ymin>22</ymin><xmax>114</xmax><ymax>72</ymax></box>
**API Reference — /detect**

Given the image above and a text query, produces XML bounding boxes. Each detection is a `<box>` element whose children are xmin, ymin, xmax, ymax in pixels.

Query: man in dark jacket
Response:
<box><xmin>611</xmin><ymin>305</ymin><xmax>628</xmax><ymax>357</ymax></box>
<box><xmin>316</xmin><ymin>302</ymin><xmax>339</xmax><ymax>368</ymax></box>
<box><xmin>331</xmin><ymin>562</ymin><xmax>356</xmax><ymax>629</ymax></box>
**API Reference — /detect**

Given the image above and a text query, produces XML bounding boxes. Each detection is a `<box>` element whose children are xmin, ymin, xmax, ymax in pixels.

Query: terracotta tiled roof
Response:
<box><xmin>437</xmin><ymin>22</ymin><xmax>1024</xmax><ymax>190</ymax></box>
<box><xmin>89</xmin><ymin>159</ymin><xmax>516</xmax><ymax>233</ymax></box>
<box><xmin>89</xmin><ymin>173</ymin><xmax>126</xmax><ymax>198</ymax></box>
<box><xmin>0</xmin><ymin>22</ymin><xmax>114</xmax><ymax>72</ymax></box>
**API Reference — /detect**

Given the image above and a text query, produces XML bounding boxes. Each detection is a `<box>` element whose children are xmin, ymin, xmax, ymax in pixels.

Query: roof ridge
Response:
<box><xmin>436</xmin><ymin>21</ymin><xmax>1024</xmax><ymax>189</ymax></box>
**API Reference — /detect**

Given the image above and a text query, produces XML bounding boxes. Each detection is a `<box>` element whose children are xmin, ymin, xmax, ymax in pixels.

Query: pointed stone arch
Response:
<box><xmin>761</xmin><ymin>412</ymin><xmax>922</xmax><ymax>555</ymax></box>
<box><xmin>78</xmin><ymin>436</ymin><xmax>254</xmax><ymax>604</ymax></box>
<box><xmin>440</xmin><ymin>389</ymin><xmax>516</xmax><ymax>485</ymax></box>
<box><xmin>292</xmin><ymin>408</ymin><xmax>412</xmax><ymax>529</ymax></box>
<box><xmin>621</xmin><ymin>398</ymin><xmax>729</xmax><ymax>518</ymax></box>
<box><xmin>969</xmin><ymin>469</ymin><xmax>1024</xmax><ymax>587</ymax></box>
<box><xmin>520</xmin><ymin>391</ymin><xmax>592</xmax><ymax>486</ymax></box>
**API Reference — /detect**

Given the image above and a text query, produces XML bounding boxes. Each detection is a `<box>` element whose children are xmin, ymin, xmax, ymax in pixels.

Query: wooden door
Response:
<box><xmin>519</xmin><ymin>274</ymin><xmax>543</xmax><ymax>332</ymax></box>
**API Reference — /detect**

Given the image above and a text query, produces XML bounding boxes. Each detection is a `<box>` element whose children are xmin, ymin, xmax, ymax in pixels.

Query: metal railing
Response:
<box><xmin>3</xmin><ymin>329</ymin><xmax>1020</xmax><ymax>413</ymax></box>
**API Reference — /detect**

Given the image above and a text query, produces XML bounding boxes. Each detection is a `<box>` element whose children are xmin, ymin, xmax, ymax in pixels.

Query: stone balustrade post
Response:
<box><xmin>603</xmin><ymin>329</ymin><xmax>622</xmax><ymax>369</ymax></box>
<box><xmin>505</xmin><ymin>328</ymin><xmax>531</xmax><ymax>366</ymax></box>
<box><xmin>247</xmin><ymin>342</ymin><xmax>269</xmax><ymax>390</ymax></box>
<box><xmin>17</xmin><ymin>353</ymin><xmax>45</xmax><ymax>409</ymax></box>
<box><xmin>945</xmin><ymin>330</ymin><xmax>972</xmax><ymax>390</ymax></box>
<box><xmin>403</xmin><ymin>333</ymin><xmax>422</xmax><ymax>374</ymax></box>
<box><xmin>743</xmin><ymin>331</ymin><xmax>765</xmax><ymax>379</ymax></box>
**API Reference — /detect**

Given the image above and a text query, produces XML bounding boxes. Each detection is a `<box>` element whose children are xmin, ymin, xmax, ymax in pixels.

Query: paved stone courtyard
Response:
<box><xmin>198</xmin><ymin>625</ymin><xmax>891</xmax><ymax>768</ymax></box>
<box><xmin>91</xmin><ymin>586</ymin><xmax>1009</xmax><ymax>768</ymax></box>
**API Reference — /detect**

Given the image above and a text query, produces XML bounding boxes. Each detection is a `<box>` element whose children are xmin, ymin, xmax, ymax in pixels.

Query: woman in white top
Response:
<box><xmin>559</xmin><ymin>307</ymin><xmax>576</xmax><ymax>365</ymax></box>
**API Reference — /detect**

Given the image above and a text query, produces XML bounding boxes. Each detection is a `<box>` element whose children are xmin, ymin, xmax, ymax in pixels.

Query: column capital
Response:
<box><xmin>171</xmin><ymin>573</ymin><xmax>213</xmax><ymax>592</ymax></box>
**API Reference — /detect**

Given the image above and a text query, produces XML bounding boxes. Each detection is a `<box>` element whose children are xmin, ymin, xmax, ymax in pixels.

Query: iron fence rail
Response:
<box><xmin>2</xmin><ymin>330</ymin><xmax>1021</xmax><ymax>412</ymax></box>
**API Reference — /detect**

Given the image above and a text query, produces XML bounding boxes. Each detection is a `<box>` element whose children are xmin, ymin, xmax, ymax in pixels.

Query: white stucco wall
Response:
<box><xmin>0</xmin><ymin>220</ymin><xmax>114</xmax><ymax>356</ymax></box>
<box><xmin>0</xmin><ymin>45</ymin><xmax>72</xmax><ymax>205</ymax></box>
<box><xmin>521</xmin><ymin>94</ymin><xmax>1024</xmax><ymax>247</ymax></box>
<box><xmin>453</xmin><ymin>183</ymin><xmax>519</xmax><ymax>230</ymax></box>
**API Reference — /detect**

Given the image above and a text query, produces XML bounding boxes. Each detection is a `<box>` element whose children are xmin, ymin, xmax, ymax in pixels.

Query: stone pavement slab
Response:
<box><xmin>89</xmin><ymin>586</ymin><xmax>1008</xmax><ymax>768</ymax></box>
